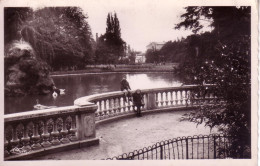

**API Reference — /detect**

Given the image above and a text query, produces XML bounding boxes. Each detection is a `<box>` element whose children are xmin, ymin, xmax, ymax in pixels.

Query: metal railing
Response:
<box><xmin>106</xmin><ymin>134</ymin><xmax>231</xmax><ymax>160</ymax></box>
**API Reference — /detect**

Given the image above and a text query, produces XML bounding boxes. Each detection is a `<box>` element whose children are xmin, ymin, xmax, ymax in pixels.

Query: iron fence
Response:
<box><xmin>106</xmin><ymin>134</ymin><xmax>231</xmax><ymax>160</ymax></box>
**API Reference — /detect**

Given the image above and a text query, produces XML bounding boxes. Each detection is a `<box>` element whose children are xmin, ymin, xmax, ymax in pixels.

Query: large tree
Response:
<box><xmin>176</xmin><ymin>6</ymin><xmax>251</xmax><ymax>158</ymax></box>
<box><xmin>5</xmin><ymin>7</ymin><xmax>95</xmax><ymax>71</ymax></box>
<box><xmin>95</xmin><ymin>12</ymin><xmax>125</xmax><ymax>64</ymax></box>
<box><xmin>4</xmin><ymin>7</ymin><xmax>33</xmax><ymax>45</ymax></box>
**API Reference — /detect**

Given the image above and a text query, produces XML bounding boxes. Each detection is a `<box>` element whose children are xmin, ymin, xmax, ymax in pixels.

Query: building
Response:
<box><xmin>135</xmin><ymin>53</ymin><xmax>146</xmax><ymax>63</ymax></box>
<box><xmin>146</xmin><ymin>42</ymin><xmax>166</xmax><ymax>51</ymax></box>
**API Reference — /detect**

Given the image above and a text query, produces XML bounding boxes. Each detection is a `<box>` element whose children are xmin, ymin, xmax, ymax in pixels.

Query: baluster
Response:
<box><xmin>127</xmin><ymin>96</ymin><xmax>133</xmax><ymax>112</ymax></box>
<box><xmin>171</xmin><ymin>91</ymin><xmax>174</xmax><ymax>105</ymax></box>
<box><xmin>165</xmin><ymin>92</ymin><xmax>169</xmax><ymax>106</ymax></box>
<box><xmin>118</xmin><ymin>97</ymin><xmax>122</xmax><ymax>114</ymax></box>
<box><xmin>31</xmin><ymin>121</ymin><xmax>42</xmax><ymax>150</ymax></box>
<box><xmin>98</xmin><ymin>101</ymin><xmax>101</xmax><ymax>112</ymax></box>
<box><xmin>185</xmin><ymin>90</ymin><xmax>190</xmax><ymax>106</ymax></box>
<box><xmin>190</xmin><ymin>90</ymin><xmax>195</xmax><ymax>106</ymax></box>
<box><xmin>157</xmin><ymin>92</ymin><xmax>161</xmax><ymax>107</ymax></box>
<box><xmin>4</xmin><ymin>125</ymin><xmax>13</xmax><ymax>156</ymax></box>
<box><xmin>99</xmin><ymin>101</ymin><xmax>105</xmax><ymax>119</ymax></box>
<box><xmin>112</xmin><ymin>98</ymin><xmax>117</xmax><ymax>115</ymax></box>
<box><xmin>122</xmin><ymin>97</ymin><xmax>126</xmax><ymax>112</ymax></box>
<box><xmin>126</xmin><ymin>97</ymin><xmax>131</xmax><ymax>112</ymax></box>
<box><xmin>41</xmin><ymin>119</ymin><xmax>52</xmax><ymax>148</ymax></box>
<box><xmin>94</xmin><ymin>101</ymin><xmax>99</xmax><ymax>120</ymax></box>
<box><xmin>155</xmin><ymin>92</ymin><xmax>159</xmax><ymax>107</ymax></box>
<box><xmin>181</xmin><ymin>90</ymin><xmax>184</xmax><ymax>105</ymax></box>
<box><xmin>113</xmin><ymin>98</ymin><xmax>117</xmax><ymax>115</ymax></box>
<box><xmin>108</xmin><ymin>99</ymin><xmax>112</xmax><ymax>116</ymax></box>
<box><xmin>160</xmin><ymin>92</ymin><xmax>164</xmax><ymax>106</ymax></box>
<box><xmin>69</xmin><ymin>115</ymin><xmax>78</xmax><ymax>142</ymax></box>
<box><xmin>10</xmin><ymin>123</ymin><xmax>19</xmax><ymax>151</ymax></box>
<box><xmin>51</xmin><ymin>118</ymin><xmax>61</xmax><ymax>146</ymax></box>
<box><xmin>175</xmin><ymin>91</ymin><xmax>178</xmax><ymax>105</ymax></box>
<box><xmin>111</xmin><ymin>98</ymin><xmax>116</xmax><ymax>116</ymax></box>
<box><xmin>106</xmin><ymin>99</ymin><xmax>110</xmax><ymax>117</ymax></box>
<box><xmin>178</xmin><ymin>91</ymin><xmax>182</xmax><ymax>105</ymax></box>
<box><xmin>60</xmin><ymin>116</ymin><xmax>70</xmax><ymax>144</ymax></box>
<box><xmin>21</xmin><ymin>122</ymin><xmax>31</xmax><ymax>152</ymax></box>
<box><xmin>15</xmin><ymin>123</ymin><xmax>24</xmax><ymax>150</ymax></box>
<box><xmin>181</xmin><ymin>90</ymin><xmax>185</xmax><ymax>105</ymax></box>
<box><xmin>104</xmin><ymin>99</ymin><xmax>107</xmax><ymax>111</ymax></box>
<box><xmin>103</xmin><ymin>100</ymin><xmax>108</xmax><ymax>119</ymax></box>
<box><xmin>143</xmin><ymin>94</ymin><xmax>147</xmax><ymax>110</ymax></box>
<box><xmin>185</xmin><ymin>90</ymin><xmax>189</xmax><ymax>106</ymax></box>
<box><xmin>96</xmin><ymin>101</ymin><xmax>99</xmax><ymax>112</ymax></box>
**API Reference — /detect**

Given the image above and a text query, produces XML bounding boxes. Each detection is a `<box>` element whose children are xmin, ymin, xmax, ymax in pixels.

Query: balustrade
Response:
<box><xmin>4</xmin><ymin>84</ymin><xmax>219</xmax><ymax>160</ymax></box>
<box><xmin>74</xmin><ymin>85</ymin><xmax>219</xmax><ymax>122</ymax></box>
<box><xmin>4</xmin><ymin>104</ymin><xmax>98</xmax><ymax>160</ymax></box>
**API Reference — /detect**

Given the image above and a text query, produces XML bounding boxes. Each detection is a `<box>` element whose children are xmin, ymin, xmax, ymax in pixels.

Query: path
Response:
<box><xmin>35</xmin><ymin>110</ymin><xmax>217</xmax><ymax>160</ymax></box>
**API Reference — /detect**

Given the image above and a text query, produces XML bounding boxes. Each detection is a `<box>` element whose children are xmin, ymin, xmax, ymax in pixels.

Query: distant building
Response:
<box><xmin>135</xmin><ymin>53</ymin><xmax>146</xmax><ymax>63</ymax></box>
<box><xmin>146</xmin><ymin>42</ymin><xmax>166</xmax><ymax>51</ymax></box>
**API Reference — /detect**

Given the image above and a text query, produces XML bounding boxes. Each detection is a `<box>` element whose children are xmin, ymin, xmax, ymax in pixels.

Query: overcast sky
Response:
<box><xmin>82</xmin><ymin>1</ymin><xmax>197</xmax><ymax>52</ymax></box>
<box><xmin>12</xmin><ymin>0</ymin><xmax>214</xmax><ymax>52</ymax></box>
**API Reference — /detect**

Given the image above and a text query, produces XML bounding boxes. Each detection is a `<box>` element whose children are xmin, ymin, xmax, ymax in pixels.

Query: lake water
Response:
<box><xmin>5</xmin><ymin>72</ymin><xmax>183</xmax><ymax>114</ymax></box>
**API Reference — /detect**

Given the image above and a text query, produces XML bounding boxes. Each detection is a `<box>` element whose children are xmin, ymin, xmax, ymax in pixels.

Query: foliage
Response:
<box><xmin>176</xmin><ymin>7</ymin><xmax>251</xmax><ymax>158</ymax></box>
<box><xmin>5</xmin><ymin>7</ymin><xmax>94</xmax><ymax>71</ymax></box>
<box><xmin>159</xmin><ymin>39</ymin><xmax>187</xmax><ymax>63</ymax></box>
<box><xmin>145</xmin><ymin>49</ymin><xmax>160</xmax><ymax>63</ymax></box>
<box><xmin>95</xmin><ymin>12</ymin><xmax>125</xmax><ymax>64</ymax></box>
<box><xmin>4</xmin><ymin>7</ymin><xmax>33</xmax><ymax>44</ymax></box>
<box><xmin>175</xmin><ymin>6</ymin><xmax>250</xmax><ymax>36</ymax></box>
<box><xmin>5</xmin><ymin>41</ymin><xmax>54</xmax><ymax>96</ymax></box>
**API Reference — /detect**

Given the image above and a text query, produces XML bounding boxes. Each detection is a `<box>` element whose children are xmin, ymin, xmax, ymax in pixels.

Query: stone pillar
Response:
<box><xmin>76</xmin><ymin>104</ymin><xmax>98</xmax><ymax>140</ymax></box>
<box><xmin>147</xmin><ymin>92</ymin><xmax>157</xmax><ymax>110</ymax></box>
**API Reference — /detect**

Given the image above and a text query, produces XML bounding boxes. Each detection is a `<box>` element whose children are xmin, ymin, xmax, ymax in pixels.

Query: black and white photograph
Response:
<box><xmin>1</xmin><ymin>0</ymin><xmax>258</xmax><ymax>165</ymax></box>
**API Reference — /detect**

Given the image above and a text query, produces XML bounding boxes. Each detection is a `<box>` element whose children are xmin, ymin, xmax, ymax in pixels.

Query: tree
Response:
<box><xmin>4</xmin><ymin>7</ymin><xmax>33</xmax><ymax>44</ymax></box>
<box><xmin>5</xmin><ymin>7</ymin><xmax>95</xmax><ymax>71</ymax></box>
<box><xmin>176</xmin><ymin>7</ymin><xmax>251</xmax><ymax>158</ymax></box>
<box><xmin>175</xmin><ymin>7</ymin><xmax>250</xmax><ymax>39</ymax></box>
<box><xmin>95</xmin><ymin>12</ymin><xmax>125</xmax><ymax>64</ymax></box>
<box><xmin>159</xmin><ymin>40</ymin><xmax>187</xmax><ymax>63</ymax></box>
<box><xmin>145</xmin><ymin>49</ymin><xmax>160</xmax><ymax>63</ymax></box>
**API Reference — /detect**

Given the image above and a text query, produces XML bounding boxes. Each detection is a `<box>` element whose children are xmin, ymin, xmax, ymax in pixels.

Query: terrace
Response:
<box><xmin>4</xmin><ymin>84</ymin><xmax>223</xmax><ymax>160</ymax></box>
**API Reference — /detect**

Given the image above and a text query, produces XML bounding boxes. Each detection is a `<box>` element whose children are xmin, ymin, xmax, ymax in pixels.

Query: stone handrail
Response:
<box><xmin>74</xmin><ymin>84</ymin><xmax>218</xmax><ymax>121</ymax></box>
<box><xmin>4</xmin><ymin>84</ymin><xmax>218</xmax><ymax>160</ymax></box>
<box><xmin>4</xmin><ymin>104</ymin><xmax>99</xmax><ymax>160</ymax></box>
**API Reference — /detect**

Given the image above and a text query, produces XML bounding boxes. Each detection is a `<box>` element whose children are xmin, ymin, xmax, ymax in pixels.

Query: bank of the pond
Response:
<box><xmin>50</xmin><ymin>63</ymin><xmax>178</xmax><ymax>76</ymax></box>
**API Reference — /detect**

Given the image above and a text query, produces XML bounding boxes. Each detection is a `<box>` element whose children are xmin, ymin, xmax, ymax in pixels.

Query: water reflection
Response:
<box><xmin>5</xmin><ymin>72</ymin><xmax>182</xmax><ymax>114</ymax></box>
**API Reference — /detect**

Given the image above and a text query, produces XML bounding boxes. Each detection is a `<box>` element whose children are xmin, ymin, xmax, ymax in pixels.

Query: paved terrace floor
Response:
<box><xmin>35</xmin><ymin>110</ymin><xmax>217</xmax><ymax>160</ymax></box>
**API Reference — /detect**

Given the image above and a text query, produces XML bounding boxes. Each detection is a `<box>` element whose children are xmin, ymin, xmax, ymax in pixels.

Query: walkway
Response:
<box><xmin>35</xmin><ymin>110</ymin><xmax>217</xmax><ymax>160</ymax></box>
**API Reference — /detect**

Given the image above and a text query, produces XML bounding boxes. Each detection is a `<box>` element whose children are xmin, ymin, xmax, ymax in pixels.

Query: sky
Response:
<box><xmin>4</xmin><ymin>0</ymin><xmax>214</xmax><ymax>52</ymax></box>
<box><xmin>81</xmin><ymin>0</ymin><xmax>197</xmax><ymax>52</ymax></box>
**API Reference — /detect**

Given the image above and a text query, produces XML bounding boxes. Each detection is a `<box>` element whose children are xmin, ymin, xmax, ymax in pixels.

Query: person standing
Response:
<box><xmin>132</xmin><ymin>89</ymin><xmax>144</xmax><ymax>117</ymax></box>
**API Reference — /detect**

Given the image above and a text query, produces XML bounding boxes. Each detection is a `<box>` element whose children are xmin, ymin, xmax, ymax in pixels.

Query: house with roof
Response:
<box><xmin>135</xmin><ymin>53</ymin><xmax>146</xmax><ymax>63</ymax></box>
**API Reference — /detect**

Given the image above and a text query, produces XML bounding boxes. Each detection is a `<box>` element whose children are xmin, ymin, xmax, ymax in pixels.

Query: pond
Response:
<box><xmin>5</xmin><ymin>72</ymin><xmax>183</xmax><ymax>114</ymax></box>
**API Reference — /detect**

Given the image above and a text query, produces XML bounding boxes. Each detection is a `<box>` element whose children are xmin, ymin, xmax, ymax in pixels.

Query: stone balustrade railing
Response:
<box><xmin>74</xmin><ymin>85</ymin><xmax>218</xmax><ymax>122</ymax></box>
<box><xmin>4</xmin><ymin>104</ymin><xmax>99</xmax><ymax>160</ymax></box>
<box><xmin>4</xmin><ymin>84</ymin><xmax>218</xmax><ymax>160</ymax></box>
